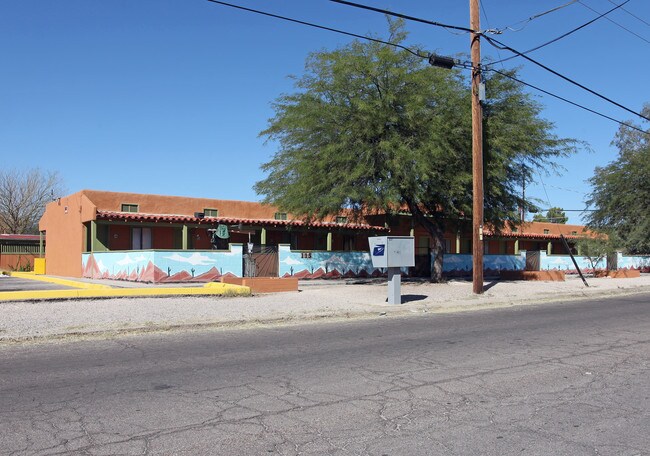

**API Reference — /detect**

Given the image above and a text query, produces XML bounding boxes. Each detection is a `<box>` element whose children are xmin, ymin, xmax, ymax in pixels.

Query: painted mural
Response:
<box><xmin>617</xmin><ymin>253</ymin><xmax>650</xmax><ymax>272</ymax></box>
<box><xmin>442</xmin><ymin>253</ymin><xmax>526</xmax><ymax>277</ymax></box>
<box><xmin>279</xmin><ymin>244</ymin><xmax>388</xmax><ymax>279</ymax></box>
<box><xmin>82</xmin><ymin>244</ymin><xmax>243</xmax><ymax>283</ymax></box>
<box><xmin>444</xmin><ymin>251</ymin><xmax>650</xmax><ymax>275</ymax></box>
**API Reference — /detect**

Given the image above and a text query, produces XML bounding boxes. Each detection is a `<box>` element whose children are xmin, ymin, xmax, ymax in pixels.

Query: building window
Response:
<box><xmin>274</xmin><ymin>212</ymin><xmax>287</xmax><ymax>220</ymax></box>
<box><xmin>343</xmin><ymin>235</ymin><xmax>355</xmax><ymax>251</ymax></box>
<box><xmin>571</xmin><ymin>231</ymin><xmax>577</xmax><ymax>235</ymax></box>
<box><xmin>121</xmin><ymin>203</ymin><xmax>139</xmax><ymax>213</ymax></box>
<box><xmin>132</xmin><ymin>227</ymin><xmax>152</xmax><ymax>250</ymax></box>
<box><xmin>544</xmin><ymin>229</ymin><xmax>550</xmax><ymax>234</ymax></box>
<box><xmin>336</xmin><ymin>216</ymin><xmax>348</xmax><ymax>224</ymax></box>
<box><xmin>204</xmin><ymin>208</ymin><xmax>219</xmax><ymax>217</ymax></box>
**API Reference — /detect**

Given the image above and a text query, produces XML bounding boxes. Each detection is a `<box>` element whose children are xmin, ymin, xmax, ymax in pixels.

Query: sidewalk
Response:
<box><xmin>1</xmin><ymin>274</ymin><xmax>649</xmax><ymax>344</ymax></box>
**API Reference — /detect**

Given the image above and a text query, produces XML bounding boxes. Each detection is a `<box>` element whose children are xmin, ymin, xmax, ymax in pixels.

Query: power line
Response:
<box><xmin>607</xmin><ymin>0</ymin><xmax>650</xmax><ymax>27</ymax></box>
<box><xmin>498</xmin><ymin>0</ymin><xmax>580</xmax><ymax>32</ymax></box>
<box><xmin>487</xmin><ymin>68</ymin><xmax>649</xmax><ymax>135</ymax></box>
<box><xmin>578</xmin><ymin>0</ymin><xmax>650</xmax><ymax>45</ymax></box>
<box><xmin>205</xmin><ymin>0</ymin><xmax>428</xmax><ymax>58</ymax></box>
<box><xmin>329</xmin><ymin>0</ymin><xmax>474</xmax><ymax>34</ymax></box>
<box><xmin>327</xmin><ymin>0</ymin><xmax>650</xmax><ymax>123</ymax></box>
<box><xmin>492</xmin><ymin>0</ymin><xmax>630</xmax><ymax>65</ymax></box>
<box><xmin>483</xmin><ymin>35</ymin><xmax>650</xmax><ymax>122</ymax></box>
<box><xmin>479</xmin><ymin>0</ymin><xmax>507</xmax><ymax>65</ymax></box>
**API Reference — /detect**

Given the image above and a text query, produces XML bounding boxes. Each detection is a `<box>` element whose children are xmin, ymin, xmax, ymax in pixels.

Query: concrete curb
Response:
<box><xmin>2</xmin><ymin>272</ymin><xmax>251</xmax><ymax>301</ymax></box>
<box><xmin>2</xmin><ymin>284</ymin><xmax>649</xmax><ymax>346</ymax></box>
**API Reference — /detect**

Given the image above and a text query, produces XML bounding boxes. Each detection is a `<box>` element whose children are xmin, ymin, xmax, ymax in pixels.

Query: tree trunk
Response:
<box><xmin>404</xmin><ymin>199</ymin><xmax>446</xmax><ymax>282</ymax></box>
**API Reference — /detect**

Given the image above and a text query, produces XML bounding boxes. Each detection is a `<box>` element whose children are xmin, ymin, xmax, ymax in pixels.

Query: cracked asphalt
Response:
<box><xmin>1</xmin><ymin>293</ymin><xmax>648</xmax><ymax>455</ymax></box>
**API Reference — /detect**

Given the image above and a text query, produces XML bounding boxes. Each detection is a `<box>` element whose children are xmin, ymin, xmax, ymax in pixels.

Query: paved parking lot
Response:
<box><xmin>0</xmin><ymin>276</ymin><xmax>75</xmax><ymax>292</ymax></box>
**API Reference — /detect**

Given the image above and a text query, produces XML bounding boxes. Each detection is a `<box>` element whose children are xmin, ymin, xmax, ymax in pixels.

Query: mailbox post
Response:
<box><xmin>368</xmin><ymin>236</ymin><xmax>415</xmax><ymax>304</ymax></box>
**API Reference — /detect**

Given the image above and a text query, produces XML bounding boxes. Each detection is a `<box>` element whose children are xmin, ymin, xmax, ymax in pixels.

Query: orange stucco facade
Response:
<box><xmin>38</xmin><ymin>189</ymin><xmax>373</xmax><ymax>277</ymax></box>
<box><xmin>39</xmin><ymin>189</ymin><xmax>592</xmax><ymax>279</ymax></box>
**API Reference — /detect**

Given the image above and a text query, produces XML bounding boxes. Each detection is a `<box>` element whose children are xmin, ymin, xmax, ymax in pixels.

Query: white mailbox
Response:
<box><xmin>368</xmin><ymin>236</ymin><xmax>415</xmax><ymax>268</ymax></box>
<box><xmin>368</xmin><ymin>236</ymin><xmax>415</xmax><ymax>305</ymax></box>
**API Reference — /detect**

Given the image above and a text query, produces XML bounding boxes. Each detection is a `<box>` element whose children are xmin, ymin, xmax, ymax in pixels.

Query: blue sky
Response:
<box><xmin>2</xmin><ymin>0</ymin><xmax>649</xmax><ymax>225</ymax></box>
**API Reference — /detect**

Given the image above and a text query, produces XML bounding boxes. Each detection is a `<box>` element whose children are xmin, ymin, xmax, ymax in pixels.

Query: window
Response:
<box><xmin>204</xmin><ymin>208</ymin><xmax>218</xmax><ymax>217</ymax></box>
<box><xmin>335</xmin><ymin>216</ymin><xmax>348</xmax><ymax>224</ymax></box>
<box><xmin>571</xmin><ymin>231</ymin><xmax>577</xmax><ymax>235</ymax></box>
<box><xmin>121</xmin><ymin>203</ymin><xmax>139</xmax><ymax>213</ymax></box>
<box><xmin>544</xmin><ymin>229</ymin><xmax>550</xmax><ymax>234</ymax></box>
<box><xmin>132</xmin><ymin>227</ymin><xmax>152</xmax><ymax>250</ymax></box>
<box><xmin>274</xmin><ymin>212</ymin><xmax>287</xmax><ymax>220</ymax></box>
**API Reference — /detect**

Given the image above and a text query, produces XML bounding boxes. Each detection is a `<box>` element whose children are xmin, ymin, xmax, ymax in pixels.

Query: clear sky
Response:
<box><xmin>2</xmin><ymin>0</ymin><xmax>649</xmax><ymax>225</ymax></box>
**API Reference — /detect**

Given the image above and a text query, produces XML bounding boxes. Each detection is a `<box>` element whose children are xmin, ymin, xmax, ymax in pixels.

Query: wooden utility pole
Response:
<box><xmin>470</xmin><ymin>0</ymin><xmax>484</xmax><ymax>294</ymax></box>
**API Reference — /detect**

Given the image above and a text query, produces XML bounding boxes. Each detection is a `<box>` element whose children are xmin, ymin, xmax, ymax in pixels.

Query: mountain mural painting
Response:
<box><xmin>82</xmin><ymin>245</ymin><xmax>243</xmax><ymax>283</ymax></box>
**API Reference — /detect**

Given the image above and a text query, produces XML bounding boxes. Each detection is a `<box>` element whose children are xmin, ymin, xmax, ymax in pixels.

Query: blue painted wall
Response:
<box><xmin>82</xmin><ymin>244</ymin><xmax>243</xmax><ymax>282</ymax></box>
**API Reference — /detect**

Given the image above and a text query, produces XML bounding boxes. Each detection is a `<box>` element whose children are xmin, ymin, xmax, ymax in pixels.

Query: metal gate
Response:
<box><xmin>413</xmin><ymin>254</ymin><xmax>431</xmax><ymax>277</ymax></box>
<box><xmin>243</xmin><ymin>245</ymin><xmax>279</xmax><ymax>277</ymax></box>
<box><xmin>525</xmin><ymin>250</ymin><xmax>541</xmax><ymax>271</ymax></box>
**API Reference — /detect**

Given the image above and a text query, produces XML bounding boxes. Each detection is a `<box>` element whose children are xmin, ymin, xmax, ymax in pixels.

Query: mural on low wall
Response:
<box><xmin>441</xmin><ymin>253</ymin><xmax>526</xmax><ymax>277</ymax></box>
<box><xmin>617</xmin><ymin>253</ymin><xmax>650</xmax><ymax>272</ymax></box>
<box><xmin>445</xmin><ymin>251</ymin><xmax>650</xmax><ymax>274</ymax></box>
<box><xmin>82</xmin><ymin>244</ymin><xmax>243</xmax><ymax>283</ymax></box>
<box><xmin>279</xmin><ymin>244</ymin><xmax>384</xmax><ymax>279</ymax></box>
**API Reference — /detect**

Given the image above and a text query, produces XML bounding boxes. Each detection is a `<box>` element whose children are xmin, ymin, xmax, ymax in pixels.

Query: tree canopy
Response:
<box><xmin>586</xmin><ymin>104</ymin><xmax>650</xmax><ymax>254</ymax></box>
<box><xmin>255</xmin><ymin>21</ymin><xmax>579</xmax><ymax>280</ymax></box>
<box><xmin>533</xmin><ymin>207</ymin><xmax>568</xmax><ymax>224</ymax></box>
<box><xmin>0</xmin><ymin>168</ymin><xmax>65</xmax><ymax>234</ymax></box>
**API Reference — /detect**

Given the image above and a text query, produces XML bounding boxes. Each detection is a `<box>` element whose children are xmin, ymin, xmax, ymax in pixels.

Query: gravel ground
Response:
<box><xmin>1</xmin><ymin>274</ymin><xmax>649</xmax><ymax>344</ymax></box>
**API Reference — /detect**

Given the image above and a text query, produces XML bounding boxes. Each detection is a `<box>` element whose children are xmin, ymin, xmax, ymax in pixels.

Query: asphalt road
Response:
<box><xmin>1</xmin><ymin>294</ymin><xmax>648</xmax><ymax>455</ymax></box>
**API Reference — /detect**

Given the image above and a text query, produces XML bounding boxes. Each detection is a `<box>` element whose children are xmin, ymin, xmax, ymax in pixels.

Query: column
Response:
<box><xmin>182</xmin><ymin>225</ymin><xmax>188</xmax><ymax>250</ymax></box>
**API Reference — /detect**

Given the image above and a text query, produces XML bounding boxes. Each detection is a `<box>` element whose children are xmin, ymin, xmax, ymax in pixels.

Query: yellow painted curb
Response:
<box><xmin>0</xmin><ymin>284</ymin><xmax>251</xmax><ymax>302</ymax></box>
<box><xmin>8</xmin><ymin>272</ymin><xmax>112</xmax><ymax>290</ymax></box>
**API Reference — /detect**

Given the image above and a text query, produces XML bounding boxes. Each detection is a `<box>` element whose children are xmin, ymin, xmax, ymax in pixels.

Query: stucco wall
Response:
<box><xmin>39</xmin><ymin>192</ymin><xmax>95</xmax><ymax>277</ymax></box>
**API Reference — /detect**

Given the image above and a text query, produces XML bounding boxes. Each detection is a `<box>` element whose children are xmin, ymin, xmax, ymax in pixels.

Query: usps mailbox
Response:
<box><xmin>368</xmin><ymin>236</ymin><xmax>415</xmax><ymax>304</ymax></box>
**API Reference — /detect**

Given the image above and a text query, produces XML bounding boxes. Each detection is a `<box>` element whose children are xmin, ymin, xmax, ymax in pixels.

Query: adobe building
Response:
<box><xmin>39</xmin><ymin>189</ymin><xmax>591</xmax><ymax>282</ymax></box>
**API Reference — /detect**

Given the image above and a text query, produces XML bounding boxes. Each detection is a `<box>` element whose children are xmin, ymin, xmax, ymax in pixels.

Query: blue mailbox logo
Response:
<box><xmin>373</xmin><ymin>244</ymin><xmax>385</xmax><ymax>256</ymax></box>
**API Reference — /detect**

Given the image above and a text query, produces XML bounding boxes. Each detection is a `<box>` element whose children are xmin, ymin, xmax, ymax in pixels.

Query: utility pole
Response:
<box><xmin>470</xmin><ymin>0</ymin><xmax>484</xmax><ymax>294</ymax></box>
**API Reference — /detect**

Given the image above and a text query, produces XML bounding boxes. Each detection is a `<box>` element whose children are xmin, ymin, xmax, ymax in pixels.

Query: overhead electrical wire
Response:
<box><xmin>578</xmin><ymin>0</ymin><xmax>650</xmax><ymax>45</ymax></box>
<box><xmin>328</xmin><ymin>0</ymin><xmax>474</xmax><ymax>34</ymax></box>
<box><xmin>328</xmin><ymin>0</ymin><xmax>650</xmax><ymax>123</ymax></box>
<box><xmin>607</xmin><ymin>0</ymin><xmax>650</xmax><ymax>27</ymax></box>
<box><xmin>483</xmin><ymin>34</ymin><xmax>650</xmax><ymax>122</ymax></box>
<box><xmin>498</xmin><ymin>0</ymin><xmax>580</xmax><ymax>32</ymax></box>
<box><xmin>491</xmin><ymin>0</ymin><xmax>631</xmax><ymax>65</ymax></box>
<box><xmin>204</xmin><ymin>0</ymin><xmax>428</xmax><ymax>58</ymax></box>
<box><xmin>486</xmin><ymin>68</ymin><xmax>648</xmax><ymax>135</ymax></box>
<box><xmin>207</xmin><ymin>0</ymin><xmax>648</xmax><ymax>133</ymax></box>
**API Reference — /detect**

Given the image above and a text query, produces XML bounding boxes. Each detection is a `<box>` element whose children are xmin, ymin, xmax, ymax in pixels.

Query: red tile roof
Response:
<box><xmin>95</xmin><ymin>211</ymin><xmax>388</xmax><ymax>231</ymax></box>
<box><xmin>0</xmin><ymin>234</ymin><xmax>42</xmax><ymax>241</ymax></box>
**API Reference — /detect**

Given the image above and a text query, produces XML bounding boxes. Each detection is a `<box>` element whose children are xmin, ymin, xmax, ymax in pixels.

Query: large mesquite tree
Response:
<box><xmin>255</xmin><ymin>22</ymin><xmax>577</xmax><ymax>281</ymax></box>
<box><xmin>586</xmin><ymin>104</ymin><xmax>650</xmax><ymax>254</ymax></box>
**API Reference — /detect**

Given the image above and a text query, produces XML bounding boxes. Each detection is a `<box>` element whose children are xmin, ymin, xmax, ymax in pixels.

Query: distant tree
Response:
<box><xmin>0</xmin><ymin>168</ymin><xmax>65</xmax><ymax>234</ymax></box>
<box><xmin>255</xmin><ymin>21</ymin><xmax>579</xmax><ymax>281</ymax></box>
<box><xmin>586</xmin><ymin>104</ymin><xmax>650</xmax><ymax>254</ymax></box>
<box><xmin>533</xmin><ymin>207</ymin><xmax>568</xmax><ymax>224</ymax></box>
